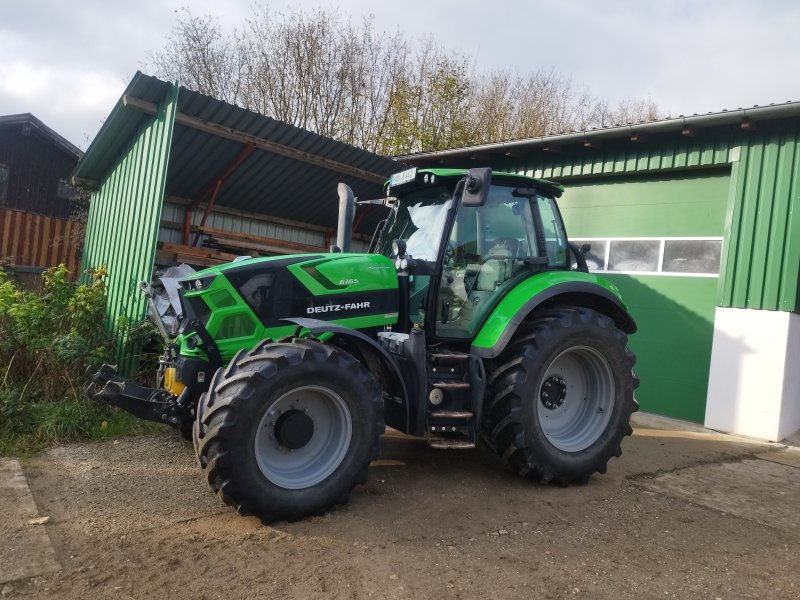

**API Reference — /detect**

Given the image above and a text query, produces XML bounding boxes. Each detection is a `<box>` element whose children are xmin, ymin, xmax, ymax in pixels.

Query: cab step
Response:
<box><xmin>430</xmin><ymin>410</ymin><xmax>473</xmax><ymax>419</ymax></box>
<box><xmin>429</xmin><ymin>440</ymin><xmax>476</xmax><ymax>450</ymax></box>
<box><xmin>428</xmin><ymin>411</ymin><xmax>475</xmax><ymax>436</ymax></box>
<box><xmin>431</xmin><ymin>381</ymin><xmax>470</xmax><ymax>390</ymax></box>
<box><xmin>430</xmin><ymin>352</ymin><xmax>470</xmax><ymax>361</ymax></box>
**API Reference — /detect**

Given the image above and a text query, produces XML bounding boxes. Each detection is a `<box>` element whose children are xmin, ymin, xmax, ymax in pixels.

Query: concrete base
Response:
<box><xmin>705</xmin><ymin>307</ymin><xmax>800</xmax><ymax>441</ymax></box>
<box><xmin>638</xmin><ymin>458</ymin><xmax>800</xmax><ymax>533</ymax></box>
<box><xmin>0</xmin><ymin>459</ymin><xmax>60</xmax><ymax>584</ymax></box>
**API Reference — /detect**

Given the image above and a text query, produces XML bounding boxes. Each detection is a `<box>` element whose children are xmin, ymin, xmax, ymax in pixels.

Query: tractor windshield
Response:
<box><xmin>376</xmin><ymin>184</ymin><xmax>455</xmax><ymax>261</ymax></box>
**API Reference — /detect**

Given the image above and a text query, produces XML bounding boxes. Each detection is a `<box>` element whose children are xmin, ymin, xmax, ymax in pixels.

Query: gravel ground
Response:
<box><xmin>3</xmin><ymin>420</ymin><xmax>799</xmax><ymax>599</ymax></box>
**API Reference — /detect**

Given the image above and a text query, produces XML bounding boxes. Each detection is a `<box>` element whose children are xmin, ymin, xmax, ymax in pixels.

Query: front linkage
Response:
<box><xmin>85</xmin><ymin>363</ymin><xmax>190</xmax><ymax>429</ymax></box>
<box><xmin>85</xmin><ymin>303</ymin><xmax>222</xmax><ymax>436</ymax></box>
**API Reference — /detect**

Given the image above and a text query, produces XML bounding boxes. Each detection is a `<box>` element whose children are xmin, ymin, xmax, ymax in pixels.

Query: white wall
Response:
<box><xmin>705</xmin><ymin>307</ymin><xmax>800</xmax><ymax>441</ymax></box>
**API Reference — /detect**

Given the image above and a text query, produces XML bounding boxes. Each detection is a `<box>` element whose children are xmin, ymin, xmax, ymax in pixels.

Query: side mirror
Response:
<box><xmin>392</xmin><ymin>239</ymin><xmax>407</xmax><ymax>258</ymax></box>
<box><xmin>462</xmin><ymin>167</ymin><xmax>492</xmax><ymax>207</ymax></box>
<box><xmin>392</xmin><ymin>239</ymin><xmax>415</xmax><ymax>272</ymax></box>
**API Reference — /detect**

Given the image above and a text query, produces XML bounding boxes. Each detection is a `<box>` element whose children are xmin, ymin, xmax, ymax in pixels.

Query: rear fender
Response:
<box><xmin>283</xmin><ymin>317</ymin><xmax>411</xmax><ymax>433</ymax></box>
<box><xmin>471</xmin><ymin>272</ymin><xmax>637</xmax><ymax>359</ymax></box>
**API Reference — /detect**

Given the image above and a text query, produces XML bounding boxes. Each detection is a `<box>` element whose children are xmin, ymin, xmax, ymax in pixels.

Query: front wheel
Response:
<box><xmin>193</xmin><ymin>338</ymin><xmax>384</xmax><ymax>522</ymax></box>
<box><xmin>482</xmin><ymin>308</ymin><xmax>639</xmax><ymax>484</ymax></box>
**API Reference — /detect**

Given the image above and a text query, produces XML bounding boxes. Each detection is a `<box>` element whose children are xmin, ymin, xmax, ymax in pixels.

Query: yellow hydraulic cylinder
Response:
<box><xmin>163</xmin><ymin>367</ymin><xmax>186</xmax><ymax>396</ymax></box>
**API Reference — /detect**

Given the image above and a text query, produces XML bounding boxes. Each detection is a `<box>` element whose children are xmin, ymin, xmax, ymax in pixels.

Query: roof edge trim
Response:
<box><xmin>397</xmin><ymin>101</ymin><xmax>800</xmax><ymax>161</ymax></box>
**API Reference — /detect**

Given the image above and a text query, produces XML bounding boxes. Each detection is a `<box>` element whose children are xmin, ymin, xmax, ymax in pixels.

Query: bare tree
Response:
<box><xmin>591</xmin><ymin>97</ymin><xmax>664</xmax><ymax>128</ymax></box>
<box><xmin>147</xmin><ymin>9</ymin><xmax>247</xmax><ymax>106</ymax></box>
<box><xmin>146</xmin><ymin>6</ymin><xmax>663</xmax><ymax>155</ymax></box>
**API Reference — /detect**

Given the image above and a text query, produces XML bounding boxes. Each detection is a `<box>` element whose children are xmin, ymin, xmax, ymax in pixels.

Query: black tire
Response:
<box><xmin>193</xmin><ymin>338</ymin><xmax>385</xmax><ymax>522</ymax></box>
<box><xmin>482</xmin><ymin>307</ymin><xmax>639</xmax><ymax>484</ymax></box>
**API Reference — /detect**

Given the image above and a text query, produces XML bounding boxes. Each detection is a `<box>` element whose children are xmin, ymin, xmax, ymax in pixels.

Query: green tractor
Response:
<box><xmin>87</xmin><ymin>167</ymin><xmax>639</xmax><ymax>522</ymax></box>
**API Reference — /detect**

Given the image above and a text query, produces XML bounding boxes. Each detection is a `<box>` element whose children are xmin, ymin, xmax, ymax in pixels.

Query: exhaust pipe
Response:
<box><xmin>333</xmin><ymin>183</ymin><xmax>355</xmax><ymax>252</ymax></box>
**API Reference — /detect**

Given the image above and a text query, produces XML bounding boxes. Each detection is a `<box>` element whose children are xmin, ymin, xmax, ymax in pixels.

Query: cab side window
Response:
<box><xmin>537</xmin><ymin>196</ymin><xmax>568</xmax><ymax>268</ymax></box>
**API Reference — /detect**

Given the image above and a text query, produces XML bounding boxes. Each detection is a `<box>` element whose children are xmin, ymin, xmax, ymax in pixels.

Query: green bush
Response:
<box><xmin>0</xmin><ymin>265</ymin><xmax>109</xmax><ymax>399</ymax></box>
<box><xmin>0</xmin><ymin>265</ymin><xmax>163</xmax><ymax>454</ymax></box>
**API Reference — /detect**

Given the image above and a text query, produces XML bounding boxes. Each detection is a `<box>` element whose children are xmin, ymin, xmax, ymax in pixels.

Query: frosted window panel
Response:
<box><xmin>607</xmin><ymin>240</ymin><xmax>660</xmax><ymax>272</ymax></box>
<box><xmin>663</xmin><ymin>240</ymin><xmax>722</xmax><ymax>274</ymax></box>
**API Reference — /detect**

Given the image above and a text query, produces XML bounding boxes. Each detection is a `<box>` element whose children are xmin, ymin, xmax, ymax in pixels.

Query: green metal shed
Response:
<box><xmin>72</xmin><ymin>72</ymin><xmax>400</xmax><ymax>373</ymax></box>
<box><xmin>400</xmin><ymin>103</ymin><xmax>800</xmax><ymax>441</ymax></box>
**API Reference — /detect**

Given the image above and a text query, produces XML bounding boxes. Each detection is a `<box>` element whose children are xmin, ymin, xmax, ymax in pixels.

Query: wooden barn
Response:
<box><xmin>0</xmin><ymin>113</ymin><xmax>84</xmax><ymax>281</ymax></box>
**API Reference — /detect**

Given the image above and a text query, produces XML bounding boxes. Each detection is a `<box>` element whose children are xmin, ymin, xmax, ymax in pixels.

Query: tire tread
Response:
<box><xmin>483</xmin><ymin>307</ymin><xmax>639</xmax><ymax>485</ymax></box>
<box><xmin>194</xmin><ymin>339</ymin><xmax>384</xmax><ymax>522</ymax></box>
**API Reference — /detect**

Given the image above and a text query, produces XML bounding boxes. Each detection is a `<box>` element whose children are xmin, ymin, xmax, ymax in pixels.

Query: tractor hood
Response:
<box><xmin>177</xmin><ymin>253</ymin><xmax>399</xmax><ymax>363</ymax></box>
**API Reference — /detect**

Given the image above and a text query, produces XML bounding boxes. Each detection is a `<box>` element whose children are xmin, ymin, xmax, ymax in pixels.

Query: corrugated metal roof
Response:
<box><xmin>73</xmin><ymin>72</ymin><xmax>402</xmax><ymax>234</ymax></box>
<box><xmin>398</xmin><ymin>101</ymin><xmax>800</xmax><ymax>164</ymax></box>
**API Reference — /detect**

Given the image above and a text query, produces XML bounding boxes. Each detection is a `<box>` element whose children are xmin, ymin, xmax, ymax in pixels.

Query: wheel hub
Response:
<box><xmin>273</xmin><ymin>409</ymin><xmax>315</xmax><ymax>449</ymax></box>
<box><xmin>540</xmin><ymin>375</ymin><xmax>567</xmax><ymax>410</ymax></box>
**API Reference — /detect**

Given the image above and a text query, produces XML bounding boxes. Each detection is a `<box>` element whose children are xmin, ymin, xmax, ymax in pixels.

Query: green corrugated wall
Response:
<box><xmin>719</xmin><ymin>121</ymin><xmax>800</xmax><ymax>311</ymax></box>
<box><xmin>495</xmin><ymin>135</ymin><xmax>736</xmax><ymax>180</ymax></box>
<box><xmin>401</xmin><ymin>116</ymin><xmax>800</xmax><ymax>423</ymax></box>
<box><xmin>82</xmin><ymin>83</ymin><xmax>178</xmax><ymax>372</ymax></box>
<box><xmin>493</xmin><ymin>122</ymin><xmax>800</xmax><ymax>315</ymax></box>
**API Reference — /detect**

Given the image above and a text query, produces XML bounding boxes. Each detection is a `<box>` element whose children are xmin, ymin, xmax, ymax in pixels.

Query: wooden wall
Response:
<box><xmin>0</xmin><ymin>208</ymin><xmax>83</xmax><ymax>276</ymax></box>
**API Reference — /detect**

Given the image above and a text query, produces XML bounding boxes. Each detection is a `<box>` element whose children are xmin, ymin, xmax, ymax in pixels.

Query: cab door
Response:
<box><xmin>434</xmin><ymin>186</ymin><xmax>567</xmax><ymax>340</ymax></box>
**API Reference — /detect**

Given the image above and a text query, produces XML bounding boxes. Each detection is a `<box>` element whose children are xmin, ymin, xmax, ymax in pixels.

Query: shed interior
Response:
<box><xmin>74</xmin><ymin>72</ymin><xmax>401</xmax><ymax>268</ymax></box>
<box><xmin>72</xmin><ymin>72</ymin><xmax>402</xmax><ymax>370</ymax></box>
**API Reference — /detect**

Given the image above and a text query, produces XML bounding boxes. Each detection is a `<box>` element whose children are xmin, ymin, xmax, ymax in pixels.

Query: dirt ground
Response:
<box><xmin>3</xmin><ymin>416</ymin><xmax>800</xmax><ymax>599</ymax></box>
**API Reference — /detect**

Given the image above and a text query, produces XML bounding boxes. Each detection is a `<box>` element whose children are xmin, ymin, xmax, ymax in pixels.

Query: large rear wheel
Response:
<box><xmin>193</xmin><ymin>338</ymin><xmax>384</xmax><ymax>522</ymax></box>
<box><xmin>482</xmin><ymin>308</ymin><xmax>638</xmax><ymax>484</ymax></box>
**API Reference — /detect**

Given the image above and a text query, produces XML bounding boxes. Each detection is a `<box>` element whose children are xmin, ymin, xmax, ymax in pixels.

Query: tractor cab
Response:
<box><xmin>375</xmin><ymin>167</ymin><xmax>570</xmax><ymax>340</ymax></box>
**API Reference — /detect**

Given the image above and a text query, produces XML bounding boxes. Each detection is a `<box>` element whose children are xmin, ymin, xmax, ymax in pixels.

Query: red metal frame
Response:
<box><xmin>183</xmin><ymin>143</ymin><xmax>257</xmax><ymax>246</ymax></box>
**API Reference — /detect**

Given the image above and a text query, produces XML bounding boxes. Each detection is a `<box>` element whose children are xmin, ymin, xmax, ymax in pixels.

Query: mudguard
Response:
<box><xmin>471</xmin><ymin>271</ymin><xmax>637</xmax><ymax>359</ymax></box>
<box><xmin>284</xmin><ymin>317</ymin><xmax>412</xmax><ymax>432</ymax></box>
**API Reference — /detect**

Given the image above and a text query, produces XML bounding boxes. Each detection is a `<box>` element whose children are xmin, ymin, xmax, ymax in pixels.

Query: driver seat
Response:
<box><xmin>476</xmin><ymin>238</ymin><xmax>520</xmax><ymax>291</ymax></box>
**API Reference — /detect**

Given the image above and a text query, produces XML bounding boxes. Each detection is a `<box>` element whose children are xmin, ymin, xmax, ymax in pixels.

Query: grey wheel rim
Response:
<box><xmin>255</xmin><ymin>385</ymin><xmax>352</xmax><ymax>490</ymax></box>
<box><xmin>536</xmin><ymin>346</ymin><xmax>615</xmax><ymax>452</ymax></box>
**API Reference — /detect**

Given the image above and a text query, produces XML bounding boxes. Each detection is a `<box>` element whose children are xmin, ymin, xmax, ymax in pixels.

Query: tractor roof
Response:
<box><xmin>388</xmin><ymin>167</ymin><xmax>564</xmax><ymax>198</ymax></box>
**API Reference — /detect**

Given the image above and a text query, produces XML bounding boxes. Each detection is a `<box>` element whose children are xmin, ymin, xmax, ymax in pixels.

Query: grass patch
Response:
<box><xmin>0</xmin><ymin>395</ymin><xmax>165</xmax><ymax>457</ymax></box>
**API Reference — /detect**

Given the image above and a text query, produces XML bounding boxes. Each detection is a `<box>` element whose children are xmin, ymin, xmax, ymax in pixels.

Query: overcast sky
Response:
<box><xmin>2</xmin><ymin>0</ymin><xmax>798</xmax><ymax>149</ymax></box>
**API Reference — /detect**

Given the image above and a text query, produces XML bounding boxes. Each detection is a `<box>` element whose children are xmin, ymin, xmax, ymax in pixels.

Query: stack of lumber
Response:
<box><xmin>155</xmin><ymin>242</ymin><xmax>240</xmax><ymax>266</ymax></box>
<box><xmin>197</xmin><ymin>226</ymin><xmax>327</xmax><ymax>256</ymax></box>
<box><xmin>155</xmin><ymin>227</ymin><xmax>328</xmax><ymax>267</ymax></box>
